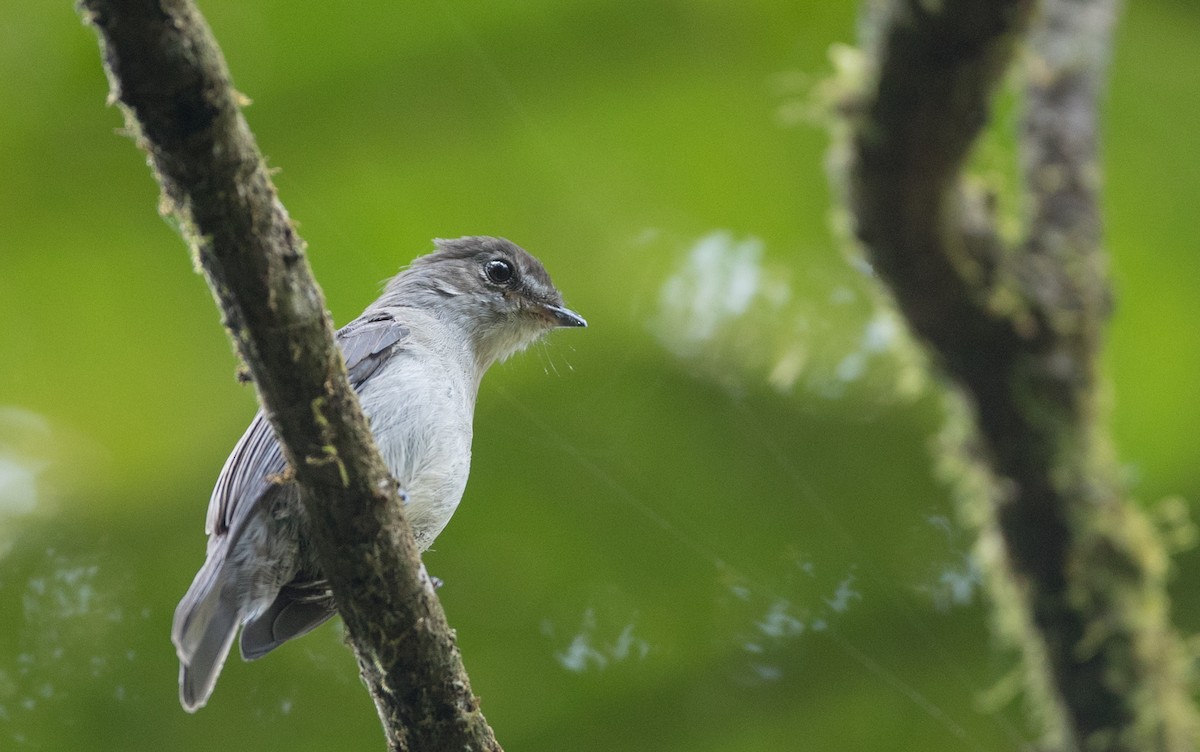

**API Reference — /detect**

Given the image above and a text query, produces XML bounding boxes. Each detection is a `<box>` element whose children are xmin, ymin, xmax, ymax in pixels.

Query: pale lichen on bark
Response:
<box><xmin>78</xmin><ymin>1</ymin><xmax>502</xmax><ymax>749</ymax></box>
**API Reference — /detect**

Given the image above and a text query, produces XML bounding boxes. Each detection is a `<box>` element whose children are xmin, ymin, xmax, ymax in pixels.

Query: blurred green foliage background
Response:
<box><xmin>1</xmin><ymin>1</ymin><xmax>1198</xmax><ymax>750</ymax></box>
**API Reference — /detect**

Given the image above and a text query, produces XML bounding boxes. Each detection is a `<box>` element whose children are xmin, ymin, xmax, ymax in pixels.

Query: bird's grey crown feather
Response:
<box><xmin>406</xmin><ymin>236</ymin><xmax>560</xmax><ymax>305</ymax></box>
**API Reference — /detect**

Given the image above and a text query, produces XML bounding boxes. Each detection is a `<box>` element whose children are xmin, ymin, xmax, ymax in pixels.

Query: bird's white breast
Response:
<box><xmin>356</xmin><ymin>311</ymin><xmax>477</xmax><ymax>550</ymax></box>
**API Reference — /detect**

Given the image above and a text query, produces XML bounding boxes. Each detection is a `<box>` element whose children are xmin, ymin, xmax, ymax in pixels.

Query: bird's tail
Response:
<box><xmin>172</xmin><ymin>552</ymin><xmax>242</xmax><ymax>713</ymax></box>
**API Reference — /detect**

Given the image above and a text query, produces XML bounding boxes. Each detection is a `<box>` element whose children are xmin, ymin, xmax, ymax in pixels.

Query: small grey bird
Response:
<box><xmin>172</xmin><ymin>236</ymin><xmax>585</xmax><ymax>712</ymax></box>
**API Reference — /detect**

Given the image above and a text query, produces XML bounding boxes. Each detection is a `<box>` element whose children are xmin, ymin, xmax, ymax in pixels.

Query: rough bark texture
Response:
<box><xmin>844</xmin><ymin>0</ymin><xmax>1197</xmax><ymax>749</ymax></box>
<box><xmin>78</xmin><ymin>1</ymin><xmax>501</xmax><ymax>750</ymax></box>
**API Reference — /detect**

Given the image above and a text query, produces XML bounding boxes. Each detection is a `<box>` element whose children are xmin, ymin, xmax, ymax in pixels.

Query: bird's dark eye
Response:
<box><xmin>484</xmin><ymin>259</ymin><xmax>515</xmax><ymax>285</ymax></box>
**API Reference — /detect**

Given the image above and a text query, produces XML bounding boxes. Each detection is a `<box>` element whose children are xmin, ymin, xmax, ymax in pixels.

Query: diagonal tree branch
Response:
<box><xmin>78</xmin><ymin>1</ymin><xmax>501</xmax><ymax>749</ymax></box>
<box><xmin>843</xmin><ymin>0</ymin><xmax>1197</xmax><ymax>749</ymax></box>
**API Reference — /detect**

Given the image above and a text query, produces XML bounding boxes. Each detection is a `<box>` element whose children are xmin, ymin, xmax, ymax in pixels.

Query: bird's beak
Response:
<box><xmin>542</xmin><ymin>304</ymin><xmax>587</xmax><ymax>328</ymax></box>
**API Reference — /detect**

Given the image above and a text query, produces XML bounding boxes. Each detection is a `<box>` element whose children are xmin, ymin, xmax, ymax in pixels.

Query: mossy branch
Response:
<box><xmin>841</xmin><ymin>0</ymin><xmax>1197</xmax><ymax>748</ymax></box>
<box><xmin>78</xmin><ymin>1</ymin><xmax>501</xmax><ymax>749</ymax></box>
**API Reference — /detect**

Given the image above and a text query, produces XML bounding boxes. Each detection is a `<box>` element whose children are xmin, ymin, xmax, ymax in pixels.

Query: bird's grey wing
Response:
<box><xmin>338</xmin><ymin>310</ymin><xmax>412</xmax><ymax>389</ymax></box>
<box><xmin>206</xmin><ymin>411</ymin><xmax>285</xmax><ymax>537</ymax></box>
<box><xmin>207</xmin><ymin>310</ymin><xmax>411</xmax><ymax>537</ymax></box>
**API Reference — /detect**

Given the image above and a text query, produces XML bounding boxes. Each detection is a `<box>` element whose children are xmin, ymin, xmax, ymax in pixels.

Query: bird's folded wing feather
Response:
<box><xmin>205</xmin><ymin>310</ymin><xmax>411</xmax><ymax>537</ymax></box>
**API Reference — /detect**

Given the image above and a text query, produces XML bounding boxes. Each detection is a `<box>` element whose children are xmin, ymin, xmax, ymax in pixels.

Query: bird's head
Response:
<box><xmin>388</xmin><ymin>236</ymin><xmax>586</xmax><ymax>370</ymax></box>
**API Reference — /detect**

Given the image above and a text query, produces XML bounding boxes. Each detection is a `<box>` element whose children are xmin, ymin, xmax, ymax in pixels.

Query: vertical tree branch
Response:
<box><xmin>842</xmin><ymin>0</ymin><xmax>1197</xmax><ymax>748</ymax></box>
<box><xmin>78</xmin><ymin>1</ymin><xmax>501</xmax><ymax>749</ymax></box>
